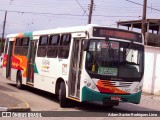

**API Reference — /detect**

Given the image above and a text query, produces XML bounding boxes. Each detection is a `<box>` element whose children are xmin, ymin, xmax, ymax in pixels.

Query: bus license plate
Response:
<box><xmin>111</xmin><ymin>96</ymin><xmax>121</xmax><ymax>101</ymax></box>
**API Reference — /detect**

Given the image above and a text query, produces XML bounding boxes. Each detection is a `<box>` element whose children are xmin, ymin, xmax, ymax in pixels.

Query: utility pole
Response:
<box><xmin>1</xmin><ymin>11</ymin><xmax>7</xmax><ymax>54</ymax></box>
<box><xmin>88</xmin><ymin>0</ymin><xmax>94</xmax><ymax>24</ymax></box>
<box><xmin>141</xmin><ymin>0</ymin><xmax>147</xmax><ymax>39</ymax></box>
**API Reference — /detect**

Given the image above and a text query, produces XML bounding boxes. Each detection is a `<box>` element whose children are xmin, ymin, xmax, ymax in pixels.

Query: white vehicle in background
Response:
<box><xmin>0</xmin><ymin>53</ymin><xmax>4</xmax><ymax>68</ymax></box>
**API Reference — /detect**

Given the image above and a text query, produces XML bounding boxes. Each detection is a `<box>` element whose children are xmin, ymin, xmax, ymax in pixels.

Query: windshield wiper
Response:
<box><xmin>105</xmin><ymin>38</ymin><xmax>113</xmax><ymax>59</ymax></box>
<box><xmin>105</xmin><ymin>38</ymin><xmax>114</xmax><ymax>59</ymax></box>
<box><xmin>125</xmin><ymin>40</ymin><xmax>133</xmax><ymax>58</ymax></box>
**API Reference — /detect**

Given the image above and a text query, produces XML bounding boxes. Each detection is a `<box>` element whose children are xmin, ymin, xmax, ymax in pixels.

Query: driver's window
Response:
<box><xmin>126</xmin><ymin>50</ymin><xmax>132</xmax><ymax>62</ymax></box>
<box><xmin>126</xmin><ymin>50</ymin><xmax>138</xmax><ymax>64</ymax></box>
<box><xmin>120</xmin><ymin>48</ymin><xmax>126</xmax><ymax>62</ymax></box>
<box><xmin>89</xmin><ymin>41</ymin><xmax>96</xmax><ymax>51</ymax></box>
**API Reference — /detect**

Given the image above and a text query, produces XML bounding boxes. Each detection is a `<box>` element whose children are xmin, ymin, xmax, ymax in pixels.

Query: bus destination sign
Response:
<box><xmin>93</xmin><ymin>27</ymin><xmax>142</xmax><ymax>43</ymax></box>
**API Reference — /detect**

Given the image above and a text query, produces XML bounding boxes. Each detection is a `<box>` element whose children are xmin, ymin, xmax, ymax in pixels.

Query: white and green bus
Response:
<box><xmin>3</xmin><ymin>24</ymin><xmax>144</xmax><ymax>107</ymax></box>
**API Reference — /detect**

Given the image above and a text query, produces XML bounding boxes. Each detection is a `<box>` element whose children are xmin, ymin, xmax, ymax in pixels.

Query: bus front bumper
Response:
<box><xmin>82</xmin><ymin>87</ymin><xmax>142</xmax><ymax>104</ymax></box>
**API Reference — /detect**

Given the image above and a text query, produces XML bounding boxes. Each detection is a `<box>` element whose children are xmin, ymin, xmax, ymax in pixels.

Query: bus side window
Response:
<box><xmin>14</xmin><ymin>37</ymin><xmax>29</xmax><ymax>56</ymax></box>
<box><xmin>58</xmin><ymin>34</ymin><xmax>71</xmax><ymax>59</ymax></box>
<box><xmin>21</xmin><ymin>37</ymin><xmax>29</xmax><ymax>56</ymax></box>
<box><xmin>47</xmin><ymin>35</ymin><xmax>60</xmax><ymax>58</ymax></box>
<box><xmin>14</xmin><ymin>38</ymin><xmax>22</xmax><ymax>55</ymax></box>
<box><xmin>37</xmin><ymin>36</ymin><xmax>48</xmax><ymax>57</ymax></box>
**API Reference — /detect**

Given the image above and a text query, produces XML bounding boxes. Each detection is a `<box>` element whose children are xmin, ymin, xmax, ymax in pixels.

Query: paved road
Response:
<box><xmin>0</xmin><ymin>68</ymin><xmax>160</xmax><ymax>120</ymax></box>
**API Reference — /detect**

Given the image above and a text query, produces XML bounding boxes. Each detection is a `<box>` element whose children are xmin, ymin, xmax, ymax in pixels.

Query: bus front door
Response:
<box><xmin>69</xmin><ymin>39</ymin><xmax>83</xmax><ymax>99</ymax></box>
<box><xmin>6</xmin><ymin>41</ymin><xmax>14</xmax><ymax>78</ymax></box>
<box><xmin>26</xmin><ymin>41</ymin><xmax>37</xmax><ymax>85</ymax></box>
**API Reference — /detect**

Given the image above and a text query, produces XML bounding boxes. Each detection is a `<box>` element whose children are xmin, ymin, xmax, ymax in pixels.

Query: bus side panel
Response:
<box><xmin>22</xmin><ymin>71</ymin><xmax>27</xmax><ymax>85</ymax></box>
<box><xmin>10</xmin><ymin>55</ymin><xmax>28</xmax><ymax>82</ymax></box>
<box><xmin>33</xmin><ymin>57</ymin><xmax>70</xmax><ymax>95</ymax></box>
<box><xmin>33</xmin><ymin>57</ymin><xmax>59</xmax><ymax>94</ymax></box>
<box><xmin>2</xmin><ymin>54</ymin><xmax>7</xmax><ymax>78</ymax></box>
<box><xmin>34</xmin><ymin>74</ymin><xmax>56</xmax><ymax>94</ymax></box>
<box><xmin>10</xmin><ymin>68</ymin><xmax>17</xmax><ymax>82</ymax></box>
<box><xmin>2</xmin><ymin>67</ymin><xmax>6</xmax><ymax>78</ymax></box>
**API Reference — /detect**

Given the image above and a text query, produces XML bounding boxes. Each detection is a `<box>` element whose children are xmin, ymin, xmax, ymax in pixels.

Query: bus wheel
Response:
<box><xmin>16</xmin><ymin>71</ymin><xmax>23</xmax><ymax>89</ymax></box>
<box><xmin>59</xmin><ymin>82</ymin><xmax>67</xmax><ymax>108</ymax></box>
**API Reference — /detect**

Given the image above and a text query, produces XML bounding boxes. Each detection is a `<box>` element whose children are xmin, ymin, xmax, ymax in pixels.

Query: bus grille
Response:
<box><xmin>100</xmin><ymin>80</ymin><xmax>132</xmax><ymax>88</ymax></box>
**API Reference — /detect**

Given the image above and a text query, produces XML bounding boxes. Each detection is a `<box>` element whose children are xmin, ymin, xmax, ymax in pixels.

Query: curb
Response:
<box><xmin>142</xmin><ymin>93</ymin><xmax>160</xmax><ymax>101</ymax></box>
<box><xmin>143</xmin><ymin>95</ymin><xmax>160</xmax><ymax>101</ymax></box>
<box><xmin>0</xmin><ymin>90</ymin><xmax>30</xmax><ymax>111</ymax></box>
<box><xmin>0</xmin><ymin>107</ymin><xmax>7</xmax><ymax>111</ymax></box>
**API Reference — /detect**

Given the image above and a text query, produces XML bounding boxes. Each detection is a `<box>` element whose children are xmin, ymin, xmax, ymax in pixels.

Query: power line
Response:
<box><xmin>6</xmin><ymin>0</ymin><xmax>87</xmax><ymax>6</ymax></box>
<box><xmin>125</xmin><ymin>0</ymin><xmax>144</xmax><ymax>6</ymax></box>
<box><xmin>13</xmin><ymin>0</ymin><xmax>85</xmax><ymax>6</ymax></box>
<box><xmin>0</xmin><ymin>1</ymin><xmax>86</xmax><ymax>8</ymax></box>
<box><xmin>0</xmin><ymin>9</ymin><xmax>140</xmax><ymax>18</ymax></box>
<box><xmin>0</xmin><ymin>9</ymin><xmax>86</xmax><ymax>16</ymax></box>
<box><xmin>2</xmin><ymin>1</ymin><xmax>158</xmax><ymax>14</ymax></box>
<box><xmin>125</xmin><ymin>0</ymin><xmax>160</xmax><ymax>12</ymax></box>
<box><xmin>0</xmin><ymin>1</ymin><xmax>145</xmax><ymax>14</ymax></box>
<box><xmin>92</xmin><ymin>15</ymin><xmax>141</xmax><ymax>18</ymax></box>
<box><xmin>95</xmin><ymin>9</ymin><xmax>142</xmax><ymax>13</ymax></box>
<box><xmin>0</xmin><ymin>2</ymin><xmax>87</xmax><ymax>16</ymax></box>
<box><xmin>75</xmin><ymin>0</ymin><xmax>88</xmax><ymax>15</ymax></box>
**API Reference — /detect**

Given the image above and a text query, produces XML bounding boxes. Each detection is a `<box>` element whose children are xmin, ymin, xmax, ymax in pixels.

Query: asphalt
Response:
<box><xmin>0</xmin><ymin>88</ymin><xmax>160</xmax><ymax>112</ymax></box>
<box><xmin>0</xmin><ymin>90</ymin><xmax>30</xmax><ymax>111</ymax></box>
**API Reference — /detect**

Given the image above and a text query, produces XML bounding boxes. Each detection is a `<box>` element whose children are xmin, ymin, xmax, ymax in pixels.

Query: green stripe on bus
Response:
<box><xmin>34</xmin><ymin>64</ymin><xmax>38</xmax><ymax>73</ymax></box>
<box><xmin>24</xmin><ymin>32</ymin><xmax>33</xmax><ymax>40</ymax></box>
<box><xmin>82</xmin><ymin>86</ymin><xmax>141</xmax><ymax>104</ymax></box>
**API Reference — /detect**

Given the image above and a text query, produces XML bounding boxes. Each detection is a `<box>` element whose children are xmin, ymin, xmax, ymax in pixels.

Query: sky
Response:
<box><xmin>0</xmin><ymin>0</ymin><xmax>160</xmax><ymax>36</ymax></box>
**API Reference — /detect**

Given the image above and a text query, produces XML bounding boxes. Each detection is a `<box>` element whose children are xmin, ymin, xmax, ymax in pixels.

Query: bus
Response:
<box><xmin>2</xmin><ymin>24</ymin><xmax>144</xmax><ymax>108</ymax></box>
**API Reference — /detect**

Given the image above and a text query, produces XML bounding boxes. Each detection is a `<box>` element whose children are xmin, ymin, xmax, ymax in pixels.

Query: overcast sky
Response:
<box><xmin>0</xmin><ymin>0</ymin><xmax>159</xmax><ymax>35</ymax></box>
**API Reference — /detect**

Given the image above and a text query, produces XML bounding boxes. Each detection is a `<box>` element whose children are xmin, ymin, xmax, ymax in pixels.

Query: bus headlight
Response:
<box><xmin>133</xmin><ymin>85</ymin><xmax>142</xmax><ymax>93</ymax></box>
<box><xmin>134</xmin><ymin>88</ymin><xmax>139</xmax><ymax>92</ymax></box>
<box><xmin>84</xmin><ymin>80</ymin><xmax>87</xmax><ymax>84</ymax></box>
<box><xmin>139</xmin><ymin>86</ymin><xmax>142</xmax><ymax>91</ymax></box>
<box><xmin>86</xmin><ymin>82</ymin><xmax>91</xmax><ymax>87</ymax></box>
<box><xmin>91</xmin><ymin>85</ymin><xmax>96</xmax><ymax>90</ymax></box>
<box><xmin>83</xmin><ymin>80</ymin><xmax>99</xmax><ymax>92</ymax></box>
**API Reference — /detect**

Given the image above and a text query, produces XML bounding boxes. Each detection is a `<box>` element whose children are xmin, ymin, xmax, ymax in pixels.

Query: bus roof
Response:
<box><xmin>33</xmin><ymin>24</ymin><xmax>99</xmax><ymax>36</ymax></box>
<box><xmin>7</xmin><ymin>24</ymin><xmax>98</xmax><ymax>38</ymax></box>
<box><xmin>7</xmin><ymin>33</ymin><xmax>18</xmax><ymax>38</ymax></box>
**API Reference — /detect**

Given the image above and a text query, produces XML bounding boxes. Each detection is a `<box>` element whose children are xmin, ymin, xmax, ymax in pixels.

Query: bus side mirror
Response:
<box><xmin>83</xmin><ymin>39</ymin><xmax>89</xmax><ymax>51</ymax></box>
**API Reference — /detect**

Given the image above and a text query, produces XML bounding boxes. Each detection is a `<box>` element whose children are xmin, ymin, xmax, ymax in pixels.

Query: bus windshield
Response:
<box><xmin>85</xmin><ymin>39</ymin><xmax>144</xmax><ymax>78</ymax></box>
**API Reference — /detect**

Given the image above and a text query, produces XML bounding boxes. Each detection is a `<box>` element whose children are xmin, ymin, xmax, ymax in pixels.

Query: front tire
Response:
<box><xmin>59</xmin><ymin>82</ymin><xmax>67</xmax><ymax>108</ymax></box>
<box><xmin>16</xmin><ymin>71</ymin><xmax>23</xmax><ymax>89</ymax></box>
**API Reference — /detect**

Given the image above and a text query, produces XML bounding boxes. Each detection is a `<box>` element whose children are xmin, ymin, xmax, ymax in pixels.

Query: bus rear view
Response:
<box><xmin>82</xmin><ymin>27</ymin><xmax>144</xmax><ymax>107</ymax></box>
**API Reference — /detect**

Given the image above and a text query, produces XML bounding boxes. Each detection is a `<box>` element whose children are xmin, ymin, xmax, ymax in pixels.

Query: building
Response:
<box><xmin>117</xmin><ymin>19</ymin><xmax>160</xmax><ymax>47</ymax></box>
